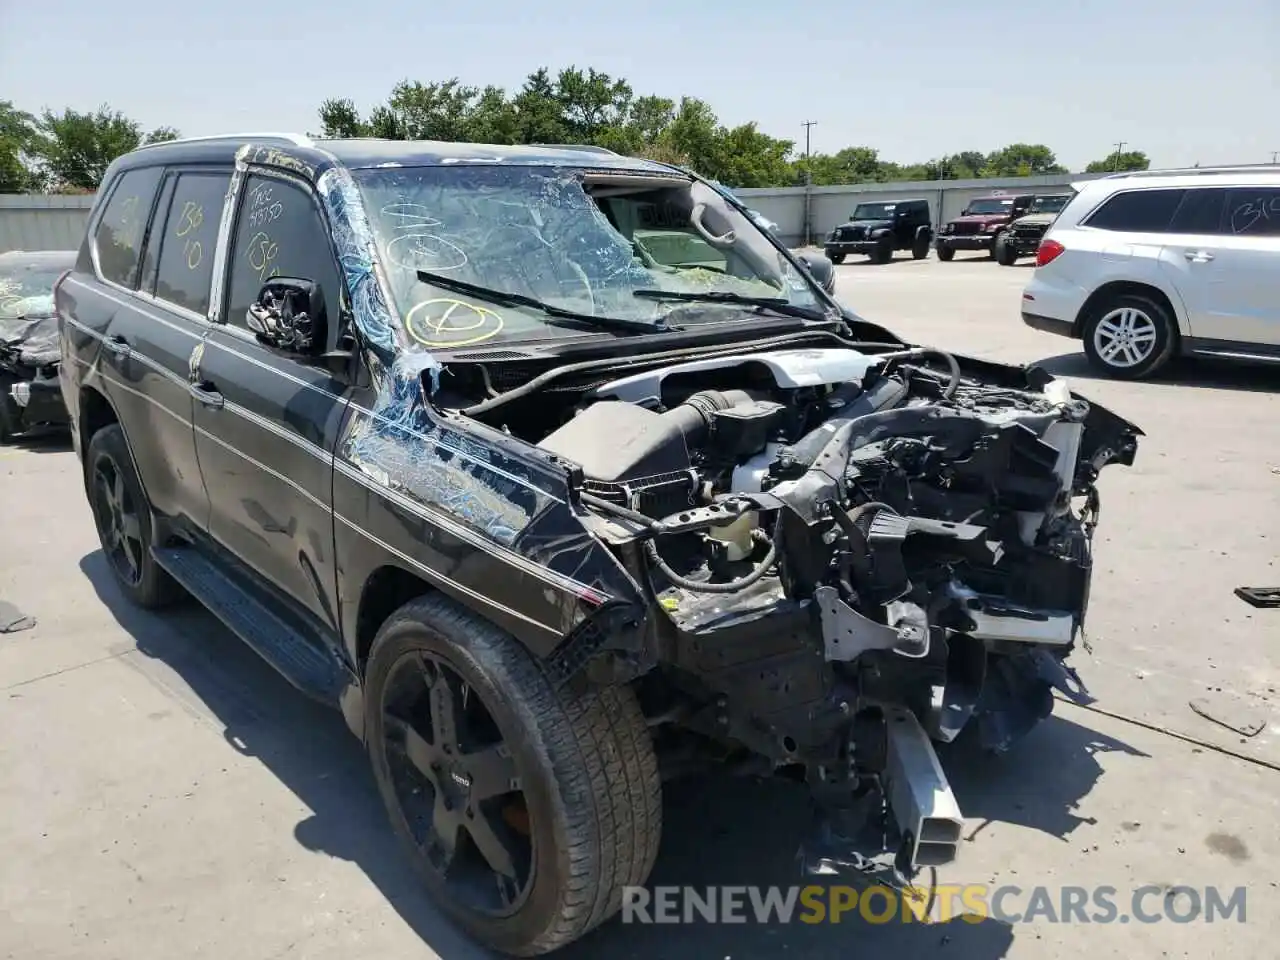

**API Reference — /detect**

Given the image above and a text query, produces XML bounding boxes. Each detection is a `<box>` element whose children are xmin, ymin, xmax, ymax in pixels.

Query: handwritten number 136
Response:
<box><xmin>247</xmin><ymin>231</ymin><xmax>280</xmax><ymax>281</ymax></box>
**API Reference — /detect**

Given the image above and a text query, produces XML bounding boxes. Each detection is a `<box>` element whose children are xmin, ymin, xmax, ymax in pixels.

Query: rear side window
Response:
<box><xmin>1225</xmin><ymin>187</ymin><xmax>1280</xmax><ymax>237</ymax></box>
<box><xmin>1169</xmin><ymin>188</ymin><xmax>1227</xmax><ymax>234</ymax></box>
<box><xmin>94</xmin><ymin>167</ymin><xmax>164</xmax><ymax>287</ymax></box>
<box><xmin>223</xmin><ymin>174</ymin><xmax>342</xmax><ymax>332</ymax></box>
<box><xmin>1084</xmin><ymin>188</ymin><xmax>1185</xmax><ymax>233</ymax></box>
<box><xmin>152</xmin><ymin>172</ymin><xmax>231</xmax><ymax>316</ymax></box>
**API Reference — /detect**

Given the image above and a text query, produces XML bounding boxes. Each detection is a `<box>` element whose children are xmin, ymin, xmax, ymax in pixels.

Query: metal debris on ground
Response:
<box><xmin>1189</xmin><ymin>694</ymin><xmax>1267</xmax><ymax>738</ymax></box>
<box><xmin>0</xmin><ymin>600</ymin><xmax>36</xmax><ymax>633</ymax></box>
<box><xmin>1234</xmin><ymin>586</ymin><xmax>1280</xmax><ymax>609</ymax></box>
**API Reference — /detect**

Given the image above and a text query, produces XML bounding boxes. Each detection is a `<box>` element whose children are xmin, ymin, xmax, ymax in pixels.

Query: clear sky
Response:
<box><xmin>1</xmin><ymin>0</ymin><xmax>1276</xmax><ymax>170</ymax></box>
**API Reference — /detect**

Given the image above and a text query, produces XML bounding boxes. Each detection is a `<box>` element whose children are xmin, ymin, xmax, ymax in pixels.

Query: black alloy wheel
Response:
<box><xmin>380</xmin><ymin>649</ymin><xmax>534</xmax><ymax>916</ymax></box>
<box><xmin>92</xmin><ymin>447</ymin><xmax>146</xmax><ymax>589</ymax></box>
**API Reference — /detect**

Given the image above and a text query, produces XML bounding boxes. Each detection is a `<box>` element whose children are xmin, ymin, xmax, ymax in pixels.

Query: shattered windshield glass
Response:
<box><xmin>0</xmin><ymin>254</ymin><xmax>72</xmax><ymax>364</ymax></box>
<box><xmin>354</xmin><ymin>165</ymin><xmax>821</xmax><ymax>351</ymax></box>
<box><xmin>0</xmin><ymin>266</ymin><xmax>64</xmax><ymax>322</ymax></box>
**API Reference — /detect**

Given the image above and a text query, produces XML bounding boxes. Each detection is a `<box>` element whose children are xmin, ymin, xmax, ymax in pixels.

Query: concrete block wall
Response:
<box><xmin>0</xmin><ymin>194</ymin><xmax>96</xmax><ymax>254</ymax></box>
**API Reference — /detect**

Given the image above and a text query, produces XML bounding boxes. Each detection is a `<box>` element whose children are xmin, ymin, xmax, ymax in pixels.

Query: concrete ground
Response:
<box><xmin>2</xmin><ymin>255</ymin><xmax>1277</xmax><ymax>958</ymax></box>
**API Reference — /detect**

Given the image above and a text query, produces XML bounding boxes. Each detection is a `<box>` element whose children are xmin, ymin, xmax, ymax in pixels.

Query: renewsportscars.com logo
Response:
<box><xmin>621</xmin><ymin>884</ymin><xmax>1248</xmax><ymax>925</ymax></box>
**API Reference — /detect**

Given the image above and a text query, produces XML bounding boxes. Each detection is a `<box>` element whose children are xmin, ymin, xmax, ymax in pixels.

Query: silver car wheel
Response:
<box><xmin>1092</xmin><ymin>307</ymin><xmax>1158</xmax><ymax>368</ymax></box>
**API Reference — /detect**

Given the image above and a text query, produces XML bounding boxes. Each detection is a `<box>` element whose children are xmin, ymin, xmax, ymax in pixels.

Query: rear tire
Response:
<box><xmin>365</xmin><ymin>594</ymin><xmax>662</xmax><ymax>956</ymax></box>
<box><xmin>1080</xmin><ymin>292</ymin><xmax>1177</xmax><ymax>380</ymax></box>
<box><xmin>85</xmin><ymin>424</ymin><xmax>185</xmax><ymax>608</ymax></box>
<box><xmin>936</xmin><ymin>243</ymin><xmax>955</xmax><ymax>262</ymax></box>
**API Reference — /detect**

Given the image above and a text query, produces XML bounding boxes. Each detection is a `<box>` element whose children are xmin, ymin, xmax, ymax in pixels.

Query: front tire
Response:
<box><xmin>873</xmin><ymin>236</ymin><xmax>893</xmax><ymax>264</ymax></box>
<box><xmin>995</xmin><ymin>237</ymin><xmax>1018</xmax><ymax>265</ymax></box>
<box><xmin>365</xmin><ymin>594</ymin><xmax>662</xmax><ymax>956</ymax></box>
<box><xmin>911</xmin><ymin>233</ymin><xmax>931</xmax><ymax>260</ymax></box>
<box><xmin>827</xmin><ymin>251</ymin><xmax>845</xmax><ymax>265</ymax></box>
<box><xmin>0</xmin><ymin>373</ymin><xmax>17</xmax><ymax>444</ymax></box>
<box><xmin>936</xmin><ymin>243</ymin><xmax>955</xmax><ymax>261</ymax></box>
<box><xmin>85</xmin><ymin>424</ymin><xmax>184</xmax><ymax>608</ymax></box>
<box><xmin>1081</xmin><ymin>292</ymin><xmax>1177</xmax><ymax>380</ymax></box>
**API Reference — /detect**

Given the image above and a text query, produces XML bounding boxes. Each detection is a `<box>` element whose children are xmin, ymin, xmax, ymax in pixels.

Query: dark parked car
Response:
<box><xmin>935</xmin><ymin>193</ymin><xmax>1034</xmax><ymax>260</ymax></box>
<box><xmin>824</xmin><ymin>198</ymin><xmax>933</xmax><ymax>263</ymax></box>
<box><xmin>57</xmin><ymin>134</ymin><xmax>1140</xmax><ymax>956</ymax></box>
<box><xmin>0</xmin><ymin>249</ymin><xmax>75</xmax><ymax>442</ymax></box>
<box><xmin>995</xmin><ymin>193</ymin><xmax>1073</xmax><ymax>265</ymax></box>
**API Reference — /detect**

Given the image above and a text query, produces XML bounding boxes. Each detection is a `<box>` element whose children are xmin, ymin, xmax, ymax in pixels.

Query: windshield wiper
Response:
<box><xmin>415</xmin><ymin>270</ymin><xmax>676</xmax><ymax>336</ymax></box>
<box><xmin>632</xmin><ymin>289</ymin><xmax>826</xmax><ymax>320</ymax></box>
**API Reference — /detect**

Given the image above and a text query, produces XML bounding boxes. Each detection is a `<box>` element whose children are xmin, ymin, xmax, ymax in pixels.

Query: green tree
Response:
<box><xmin>661</xmin><ymin>97</ymin><xmax>721</xmax><ymax>176</ymax></box>
<box><xmin>1085</xmin><ymin>149</ymin><xmax>1150</xmax><ymax>173</ymax></box>
<box><xmin>28</xmin><ymin>105</ymin><xmax>179</xmax><ymax>190</ymax></box>
<box><xmin>714</xmin><ymin>123</ymin><xmax>793</xmax><ymax>187</ymax></box>
<box><xmin>317</xmin><ymin>97</ymin><xmax>369</xmax><ymax>138</ymax></box>
<box><xmin>0</xmin><ymin>101</ymin><xmax>41</xmax><ymax>192</ymax></box>
<box><xmin>512</xmin><ymin>68</ymin><xmax>568</xmax><ymax>144</ymax></box>
<box><xmin>981</xmin><ymin>143</ymin><xmax>1068</xmax><ymax>177</ymax></box>
<box><xmin>802</xmin><ymin>147</ymin><xmax>887</xmax><ymax>185</ymax></box>
<box><xmin>554</xmin><ymin>67</ymin><xmax>632</xmax><ymax>142</ymax></box>
<box><xmin>465</xmin><ymin>86</ymin><xmax>520</xmax><ymax>144</ymax></box>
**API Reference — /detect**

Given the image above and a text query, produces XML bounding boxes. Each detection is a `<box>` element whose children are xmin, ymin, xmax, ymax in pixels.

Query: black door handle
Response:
<box><xmin>189</xmin><ymin>381</ymin><xmax>225</xmax><ymax>409</ymax></box>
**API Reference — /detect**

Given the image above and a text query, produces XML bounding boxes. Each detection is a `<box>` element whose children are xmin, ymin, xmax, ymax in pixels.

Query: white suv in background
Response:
<box><xmin>1020</xmin><ymin>166</ymin><xmax>1280</xmax><ymax>379</ymax></box>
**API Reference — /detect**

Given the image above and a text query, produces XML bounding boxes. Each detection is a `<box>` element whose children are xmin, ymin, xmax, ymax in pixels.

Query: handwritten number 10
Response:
<box><xmin>175</xmin><ymin>201</ymin><xmax>205</xmax><ymax>270</ymax></box>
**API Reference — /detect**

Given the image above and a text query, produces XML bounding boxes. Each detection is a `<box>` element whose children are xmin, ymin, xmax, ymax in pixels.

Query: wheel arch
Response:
<box><xmin>78</xmin><ymin>383</ymin><xmax>119</xmax><ymax>458</ymax></box>
<box><xmin>1072</xmin><ymin>280</ymin><xmax>1184</xmax><ymax>344</ymax></box>
<box><xmin>77</xmin><ymin>385</ymin><xmax>167</xmax><ymax>544</ymax></box>
<box><xmin>354</xmin><ymin>564</ymin><xmax>437</xmax><ymax>677</ymax></box>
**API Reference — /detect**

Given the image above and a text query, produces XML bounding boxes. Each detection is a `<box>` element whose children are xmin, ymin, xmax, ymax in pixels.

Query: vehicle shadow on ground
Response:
<box><xmin>3</xmin><ymin>428</ymin><xmax>73</xmax><ymax>454</ymax></box>
<box><xmin>81</xmin><ymin>550</ymin><xmax>1139</xmax><ymax>960</ymax></box>
<box><xmin>939</xmin><ymin>714</ymin><xmax>1150</xmax><ymax>843</ymax></box>
<box><xmin>1032</xmin><ymin>352</ymin><xmax>1280</xmax><ymax>394</ymax></box>
<box><xmin>835</xmin><ymin>255</ymin><xmax>938</xmax><ymax>269</ymax></box>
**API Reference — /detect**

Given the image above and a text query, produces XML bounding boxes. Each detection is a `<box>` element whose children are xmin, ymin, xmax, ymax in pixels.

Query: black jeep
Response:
<box><xmin>56</xmin><ymin>135</ymin><xmax>1141</xmax><ymax>956</ymax></box>
<box><xmin>823</xmin><ymin>198</ymin><xmax>932</xmax><ymax>264</ymax></box>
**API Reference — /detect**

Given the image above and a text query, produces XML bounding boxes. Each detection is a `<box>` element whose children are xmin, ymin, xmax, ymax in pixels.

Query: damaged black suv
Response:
<box><xmin>56</xmin><ymin>134</ymin><xmax>1141</xmax><ymax>956</ymax></box>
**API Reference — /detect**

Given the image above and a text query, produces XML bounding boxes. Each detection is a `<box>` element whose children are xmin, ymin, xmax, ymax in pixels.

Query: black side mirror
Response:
<box><xmin>246</xmin><ymin>278</ymin><xmax>326</xmax><ymax>356</ymax></box>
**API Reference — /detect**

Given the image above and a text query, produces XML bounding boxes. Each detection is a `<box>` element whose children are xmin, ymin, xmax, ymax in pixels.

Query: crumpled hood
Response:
<box><xmin>0</xmin><ymin>310</ymin><xmax>60</xmax><ymax>367</ymax></box>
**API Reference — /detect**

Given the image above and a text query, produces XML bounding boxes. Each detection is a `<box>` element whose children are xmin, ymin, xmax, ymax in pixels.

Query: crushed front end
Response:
<box><xmin>541</xmin><ymin>345</ymin><xmax>1140</xmax><ymax>887</ymax></box>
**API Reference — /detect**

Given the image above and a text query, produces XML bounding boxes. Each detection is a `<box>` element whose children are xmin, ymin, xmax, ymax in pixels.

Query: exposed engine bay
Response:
<box><xmin>446</xmin><ymin>340</ymin><xmax>1141</xmax><ymax>884</ymax></box>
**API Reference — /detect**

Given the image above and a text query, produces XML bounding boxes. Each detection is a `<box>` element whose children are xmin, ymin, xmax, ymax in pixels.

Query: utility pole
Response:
<box><xmin>802</xmin><ymin>120</ymin><xmax>817</xmax><ymax>247</ymax></box>
<box><xmin>1112</xmin><ymin>141</ymin><xmax>1126</xmax><ymax>171</ymax></box>
<box><xmin>1271</xmin><ymin>150</ymin><xmax>1279</xmax><ymax>164</ymax></box>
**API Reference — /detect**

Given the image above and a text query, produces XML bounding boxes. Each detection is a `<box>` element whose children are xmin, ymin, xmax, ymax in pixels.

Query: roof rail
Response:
<box><xmin>529</xmin><ymin>143</ymin><xmax>621</xmax><ymax>156</ymax></box>
<box><xmin>134</xmin><ymin>132</ymin><xmax>314</xmax><ymax>152</ymax></box>
<box><xmin>1105</xmin><ymin>163</ymin><xmax>1280</xmax><ymax>179</ymax></box>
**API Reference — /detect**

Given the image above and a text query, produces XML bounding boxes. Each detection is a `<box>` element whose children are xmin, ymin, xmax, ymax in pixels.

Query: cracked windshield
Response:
<box><xmin>355</xmin><ymin>165</ymin><xmax>820</xmax><ymax>350</ymax></box>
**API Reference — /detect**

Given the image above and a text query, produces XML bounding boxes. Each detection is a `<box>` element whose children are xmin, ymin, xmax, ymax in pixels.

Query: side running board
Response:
<box><xmin>151</xmin><ymin>546</ymin><xmax>350</xmax><ymax>705</ymax></box>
